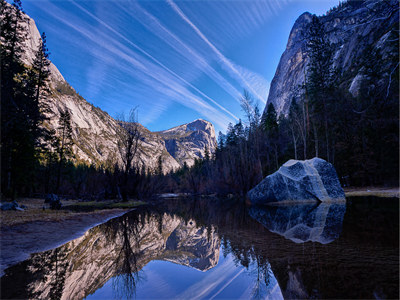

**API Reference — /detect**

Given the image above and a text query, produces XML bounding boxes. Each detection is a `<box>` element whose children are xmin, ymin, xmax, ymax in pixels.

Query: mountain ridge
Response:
<box><xmin>158</xmin><ymin>119</ymin><xmax>217</xmax><ymax>166</ymax></box>
<box><xmin>18</xmin><ymin>7</ymin><xmax>216</xmax><ymax>172</ymax></box>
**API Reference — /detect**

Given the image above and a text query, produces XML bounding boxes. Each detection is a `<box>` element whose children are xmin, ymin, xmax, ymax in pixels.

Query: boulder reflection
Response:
<box><xmin>1</xmin><ymin>197</ymin><xmax>398</xmax><ymax>299</ymax></box>
<box><xmin>249</xmin><ymin>202</ymin><xmax>346</xmax><ymax>244</ymax></box>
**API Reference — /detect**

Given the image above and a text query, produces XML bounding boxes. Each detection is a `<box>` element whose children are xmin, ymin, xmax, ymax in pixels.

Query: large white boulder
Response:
<box><xmin>247</xmin><ymin>158</ymin><xmax>345</xmax><ymax>204</ymax></box>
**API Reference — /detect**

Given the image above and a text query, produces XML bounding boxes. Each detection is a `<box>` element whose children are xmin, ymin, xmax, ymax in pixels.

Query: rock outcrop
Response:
<box><xmin>158</xmin><ymin>119</ymin><xmax>217</xmax><ymax>167</ymax></box>
<box><xmin>265</xmin><ymin>0</ymin><xmax>399</xmax><ymax>115</ymax></box>
<box><xmin>16</xmin><ymin>8</ymin><xmax>216</xmax><ymax>172</ymax></box>
<box><xmin>249</xmin><ymin>202</ymin><xmax>346</xmax><ymax>244</ymax></box>
<box><xmin>0</xmin><ymin>201</ymin><xmax>22</xmax><ymax>211</ymax></box>
<box><xmin>247</xmin><ymin>158</ymin><xmax>345</xmax><ymax>204</ymax></box>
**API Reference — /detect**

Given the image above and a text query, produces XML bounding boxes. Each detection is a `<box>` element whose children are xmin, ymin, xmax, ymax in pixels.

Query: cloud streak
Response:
<box><xmin>38</xmin><ymin>0</ymin><xmax>238</xmax><ymax>129</ymax></box>
<box><xmin>27</xmin><ymin>0</ymin><xmax>292</xmax><ymax>132</ymax></box>
<box><xmin>71</xmin><ymin>1</ymin><xmax>239</xmax><ymax>124</ymax></box>
<box><xmin>166</xmin><ymin>0</ymin><xmax>269</xmax><ymax>103</ymax></box>
<box><xmin>121</xmin><ymin>1</ymin><xmax>244</xmax><ymax>103</ymax></box>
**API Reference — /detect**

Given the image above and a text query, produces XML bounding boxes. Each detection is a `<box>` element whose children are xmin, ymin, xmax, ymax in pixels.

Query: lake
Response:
<box><xmin>1</xmin><ymin>196</ymin><xmax>398</xmax><ymax>299</ymax></box>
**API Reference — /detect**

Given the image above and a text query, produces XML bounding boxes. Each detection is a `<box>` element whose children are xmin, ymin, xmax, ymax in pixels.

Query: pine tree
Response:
<box><xmin>288</xmin><ymin>99</ymin><xmax>300</xmax><ymax>160</ymax></box>
<box><xmin>306</xmin><ymin>14</ymin><xmax>335</xmax><ymax>161</ymax></box>
<box><xmin>225</xmin><ymin>122</ymin><xmax>237</xmax><ymax>146</ymax></box>
<box><xmin>0</xmin><ymin>0</ymin><xmax>43</xmax><ymax>198</ymax></box>
<box><xmin>30</xmin><ymin>32</ymin><xmax>51</xmax><ymax>108</ymax></box>
<box><xmin>204</xmin><ymin>145</ymin><xmax>210</xmax><ymax>161</ymax></box>
<box><xmin>262</xmin><ymin>103</ymin><xmax>279</xmax><ymax>171</ymax></box>
<box><xmin>157</xmin><ymin>155</ymin><xmax>163</xmax><ymax>176</ymax></box>
<box><xmin>55</xmin><ymin>110</ymin><xmax>74</xmax><ymax>193</ymax></box>
<box><xmin>263</xmin><ymin>103</ymin><xmax>278</xmax><ymax>135</ymax></box>
<box><xmin>217</xmin><ymin>131</ymin><xmax>225</xmax><ymax>149</ymax></box>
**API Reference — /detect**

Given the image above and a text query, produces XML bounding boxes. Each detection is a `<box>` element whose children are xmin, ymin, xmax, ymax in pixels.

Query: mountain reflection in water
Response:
<box><xmin>249</xmin><ymin>202</ymin><xmax>346</xmax><ymax>244</ymax></box>
<box><xmin>1</xmin><ymin>197</ymin><xmax>398</xmax><ymax>299</ymax></box>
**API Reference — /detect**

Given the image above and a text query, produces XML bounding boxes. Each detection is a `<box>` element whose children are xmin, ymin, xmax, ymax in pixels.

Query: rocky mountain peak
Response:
<box><xmin>187</xmin><ymin>118</ymin><xmax>212</xmax><ymax>130</ymax></box>
<box><xmin>265</xmin><ymin>0</ymin><xmax>399</xmax><ymax>116</ymax></box>
<box><xmin>158</xmin><ymin>119</ymin><xmax>217</xmax><ymax>167</ymax></box>
<box><xmin>286</xmin><ymin>12</ymin><xmax>312</xmax><ymax>50</ymax></box>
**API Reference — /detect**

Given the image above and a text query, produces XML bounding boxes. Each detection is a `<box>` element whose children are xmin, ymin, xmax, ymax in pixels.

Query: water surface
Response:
<box><xmin>1</xmin><ymin>197</ymin><xmax>398</xmax><ymax>299</ymax></box>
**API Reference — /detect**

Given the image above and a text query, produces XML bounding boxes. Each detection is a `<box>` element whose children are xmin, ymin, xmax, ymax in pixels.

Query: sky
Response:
<box><xmin>21</xmin><ymin>0</ymin><xmax>339</xmax><ymax>134</ymax></box>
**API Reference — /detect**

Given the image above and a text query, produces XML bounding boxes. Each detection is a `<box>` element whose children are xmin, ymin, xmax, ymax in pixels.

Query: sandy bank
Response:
<box><xmin>0</xmin><ymin>205</ymin><xmax>131</xmax><ymax>276</ymax></box>
<box><xmin>344</xmin><ymin>187</ymin><xmax>399</xmax><ymax>198</ymax></box>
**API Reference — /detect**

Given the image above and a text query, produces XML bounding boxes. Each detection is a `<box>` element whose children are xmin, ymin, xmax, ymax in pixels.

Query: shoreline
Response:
<box><xmin>0</xmin><ymin>207</ymin><xmax>131</xmax><ymax>276</ymax></box>
<box><xmin>344</xmin><ymin>187</ymin><xmax>399</xmax><ymax>198</ymax></box>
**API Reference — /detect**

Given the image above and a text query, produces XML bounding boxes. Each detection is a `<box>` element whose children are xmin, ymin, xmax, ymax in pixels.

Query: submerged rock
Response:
<box><xmin>247</xmin><ymin>157</ymin><xmax>345</xmax><ymax>205</ymax></box>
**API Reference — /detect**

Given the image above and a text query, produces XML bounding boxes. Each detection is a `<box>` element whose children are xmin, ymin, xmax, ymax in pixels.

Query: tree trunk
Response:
<box><xmin>291</xmin><ymin>129</ymin><xmax>298</xmax><ymax>160</ymax></box>
<box><xmin>274</xmin><ymin>144</ymin><xmax>279</xmax><ymax>170</ymax></box>
<box><xmin>56</xmin><ymin>125</ymin><xmax>66</xmax><ymax>194</ymax></box>
<box><xmin>324</xmin><ymin>107</ymin><xmax>330</xmax><ymax>161</ymax></box>
<box><xmin>302</xmin><ymin>103</ymin><xmax>307</xmax><ymax>159</ymax></box>
<box><xmin>313</xmin><ymin>123</ymin><xmax>319</xmax><ymax>157</ymax></box>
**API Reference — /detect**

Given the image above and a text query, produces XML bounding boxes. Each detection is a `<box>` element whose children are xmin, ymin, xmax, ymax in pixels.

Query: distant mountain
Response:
<box><xmin>158</xmin><ymin>119</ymin><xmax>217</xmax><ymax>167</ymax></box>
<box><xmin>265</xmin><ymin>0</ymin><xmax>399</xmax><ymax>115</ymax></box>
<box><xmin>19</xmin><ymin>8</ymin><xmax>216</xmax><ymax>172</ymax></box>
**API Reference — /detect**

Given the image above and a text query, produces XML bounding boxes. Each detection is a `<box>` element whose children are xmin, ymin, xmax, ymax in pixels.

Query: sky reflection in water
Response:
<box><xmin>87</xmin><ymin>249</ymin><xmax>282</xmax><ymax>300</ymax></box>
<box><xmin>1</xmin><ymin>197</ymin><xmax>398</xmax><ymax>299</ymax></box>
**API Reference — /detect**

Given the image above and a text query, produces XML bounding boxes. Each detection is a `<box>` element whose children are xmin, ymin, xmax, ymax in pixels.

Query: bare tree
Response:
<box><xmin>117</xmin><ymin>108</ymin><xmax>142</xmax><ymax>202</ymax></box>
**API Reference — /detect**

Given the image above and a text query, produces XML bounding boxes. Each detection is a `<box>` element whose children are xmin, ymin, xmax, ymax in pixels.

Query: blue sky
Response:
<box><xmin>22</xmin><ymin>0</ymin><xmax>339</xmax><ymax>134</ymax></box>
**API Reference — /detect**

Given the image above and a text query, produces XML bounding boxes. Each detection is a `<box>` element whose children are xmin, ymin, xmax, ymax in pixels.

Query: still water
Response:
<box><xmin>1</xmin><ymin>197</ymin><xmax>398</xmax><ymax>299</ymax></box>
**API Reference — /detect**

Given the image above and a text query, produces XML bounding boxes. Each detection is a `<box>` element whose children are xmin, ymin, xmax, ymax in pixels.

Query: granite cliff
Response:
<box><xmin>18</xmin><ymin>8</ymin><xmax>216</xmax><ymax>172</ymax></box>
<box><xmin>158</xmin><ymin>119</ymin><xmax>217</xmax><ymax>167</ymax></box>
<box><xmin>266</xmin><ymin>0</ymin><xmax>399</xmax><ymax>115</ymax></box>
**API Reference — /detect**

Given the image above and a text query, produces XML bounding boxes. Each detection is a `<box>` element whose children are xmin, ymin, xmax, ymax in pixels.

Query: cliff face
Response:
<box><xmin>266</xmin><ymin>0</ymin><xmax>399</xmax><ymax>115</ymax></box>
<box><xmin>19</xmin><ymin>10</ymin><xmax>216</xmax><ymax>172</ymax></box>
<box><xmin>158</xmin><ymin>119</ymin><xmax>217</xmax><ymax>167</ymax></box>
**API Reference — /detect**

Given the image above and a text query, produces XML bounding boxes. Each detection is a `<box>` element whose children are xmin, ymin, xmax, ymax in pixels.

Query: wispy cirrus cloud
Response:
<box><xmin>230</xmin><ymin>62</ymin><xmax>271</xmax><ymax>104</ymax></box>
<box><xmin>26</xmin><ymin>0</ymin><xmax>292</xmax><ymax>132</ymax></box>
<box><xmin>70</xmin><ymin>1</ymin><xmax>239</xmax><ymax>126</ymax></box>
<box><xmin>166</xmin><ymin>0</ymin><xmax>269</xmax><ymax>103</ymax></box>
<box><xmin>119</xmin><ymin>1</ymin><xmax>244</xmax><ymax>103</ymax></box>
<box><xmin>37</xmin><ymin>0</ymin><xmax>238</xmax><ymax>129</ymax></box>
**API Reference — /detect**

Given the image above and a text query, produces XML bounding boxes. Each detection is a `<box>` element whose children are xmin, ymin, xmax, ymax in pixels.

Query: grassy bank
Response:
<box><xmin>0</xmin><ymin>198</ymin><xmax>145</xmax><ymax>227</ymax></box>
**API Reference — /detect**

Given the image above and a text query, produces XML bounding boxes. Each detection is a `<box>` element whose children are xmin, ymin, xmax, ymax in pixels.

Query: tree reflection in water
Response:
<box><xmin>104</xmin><ymin>211</ymin><xmax>147</xmax><ymax>299</ymax></box>
<box><xmin>0</xmin><ymin>197</ymin><xmax>398</xmax><ymax>299</ymax></box>
<box><xmin>29</xmin><ymin>246</ymin><xmax>69</xmax><ymax>300</ymax></box>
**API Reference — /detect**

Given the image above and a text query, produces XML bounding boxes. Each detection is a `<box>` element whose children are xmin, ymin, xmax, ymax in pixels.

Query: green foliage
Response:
<box><xmin>55</xmin><ymin>109</ymin><xmax>74</xmax><ymax>193</ymax></box>
<box><xmin>0</xmin><ymin>0</ymin><xmax>51</xmax><ymax>199</ymax></box>
<box><xmin>156</xmin><ymin>155</ymin><xmax>163</xmax><ymax>176</ymax></box>
<box><xmin>55</xmin><ymin>81</ymin><xmax>76</xmax><ymax>96</ymax></box>
<box><xmin>262</xmin><ymin>103</ymin><xmax>278</xmax><ymax>136</ymax></box>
